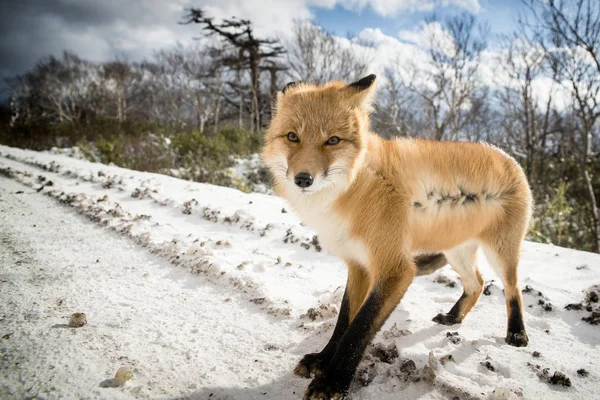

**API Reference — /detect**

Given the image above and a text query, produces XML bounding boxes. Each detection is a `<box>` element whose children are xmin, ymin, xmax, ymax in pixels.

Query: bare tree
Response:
<box><xmin>494</xmin><ymin>33</ymin><xmax>556</xmax><ymax>185</ymax></box>
<box><xmin>402</xmin><ymin>13</ymin><xmax>489</xmax><ymax>141</ymax></box>
<box><xmin>182</xmin><ymin>9</ymin><xmax>286</xmax><ymax>131</ymax></box>
<box><xmin>371</xmin><ymin>66</ymin><xmax>417</xmax><ymax>138</ymax></box>
<box><xmin>285</xmin><ymin>21</ymin><xmax>371</xmax><ymax>84</ymax></box>
<box><xmin>102</xmin><ymin>57</ymin><xmax>142</xmax><ymax>122</ymax></box>
<box><xmin>526</xmin><ymin>0</ymin><xmax>600</xmax><ymax>252</ymax></box>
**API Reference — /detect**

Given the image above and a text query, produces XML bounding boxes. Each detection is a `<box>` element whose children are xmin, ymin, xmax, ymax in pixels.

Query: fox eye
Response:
<box><xmin>325</xmin><ymin>136</ymin><xmax>340</xmax><ymax>146</ymax></box>
<box><xmin>287</xmin><ymin>132</ymin><xmax>299</xmax><ymax>142</ymax></box>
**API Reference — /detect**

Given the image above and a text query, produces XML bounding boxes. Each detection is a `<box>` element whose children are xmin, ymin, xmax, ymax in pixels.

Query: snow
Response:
<box><xmin>1</xmin><ymin>144</ymin><xmax>599</xmax><ymax>399</ymax></box>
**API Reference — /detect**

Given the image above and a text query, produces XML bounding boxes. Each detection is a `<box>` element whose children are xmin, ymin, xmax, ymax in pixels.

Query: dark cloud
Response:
<box><xmin>0</xmin><ymin>0</ymin><xmax>198</xmax><ymax>77</ymax></box>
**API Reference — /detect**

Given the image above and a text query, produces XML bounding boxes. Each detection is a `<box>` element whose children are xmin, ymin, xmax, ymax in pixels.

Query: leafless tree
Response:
<box><xmin>525</xmin><ymin>0</ymin><xmax>600</xmax><ymax>252</ymax></box>
<box><xmin>371</xmin><ymin>66</ymin><xmax>417</xmax><ymax>138</ymax></box>
<box><xmin>494</xmin><ymin>32</ymin><xmax>558</xmax><ymax>185</ymax></box>
<box><xmin>101</xmin><ymin>57</ymin><xmax>142</xmax><ymax>122</ymax></box>
<box><xmin>402</xmin><ymin>13</ymin><xmax>489</xmax><ymax>141</ymax></box>
<box><xmin>285</xmin><ymin>21</ymin><xmax>371</xmax><ymax>84</ymax></box>
<box><xmin>182</xmin><ymin>9</ymin><xmax>286</xmax><ymax>131</ymax></box>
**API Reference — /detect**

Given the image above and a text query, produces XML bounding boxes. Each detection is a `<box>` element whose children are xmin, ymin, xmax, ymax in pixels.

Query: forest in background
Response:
<box><xmin>0</xmin><ymin>0</ymin><xmax>598</xmax><ymax>253</ymax></box>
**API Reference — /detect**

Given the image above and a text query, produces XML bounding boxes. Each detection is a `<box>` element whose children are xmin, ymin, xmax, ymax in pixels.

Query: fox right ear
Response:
<box><xmin>282</xmin><ymin>81</ymin><xmax>300</xmax><ymax>94</ymax></box>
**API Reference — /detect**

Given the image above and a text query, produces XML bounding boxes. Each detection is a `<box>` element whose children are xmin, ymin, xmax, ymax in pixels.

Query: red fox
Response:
<box><xmin>262</xmin><ymin>74</ymin><xmax>532</xmax><ymax>399</ymax></box>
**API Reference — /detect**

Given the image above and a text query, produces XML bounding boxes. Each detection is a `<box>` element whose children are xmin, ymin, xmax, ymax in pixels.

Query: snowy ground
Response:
<box><xmin>1</xmin><ymin>144</ymin><xmax>599</xmax><ymax>400</ymax></box>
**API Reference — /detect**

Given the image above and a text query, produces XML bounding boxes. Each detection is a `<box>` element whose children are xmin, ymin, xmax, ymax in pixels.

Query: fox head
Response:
<box><xmin>262</xmin><ymin>74</ymin><xmax>377</xmax><ymax>199</ymax></box>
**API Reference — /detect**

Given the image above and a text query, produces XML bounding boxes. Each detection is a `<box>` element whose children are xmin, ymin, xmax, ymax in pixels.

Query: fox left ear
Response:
<box><xmin>282</xmin><ymin>81</ymin><xmax>300</xmax><ymax>94</ymax></box>
<box><xmin>348</xmin><ymin>74</ymin><xmax>376</xmax><ymax>91</ymax></box>
<box><xmin>346</xmin><ymin>74</ymin><xmax>377</xmax><ymax>111</ymax></box>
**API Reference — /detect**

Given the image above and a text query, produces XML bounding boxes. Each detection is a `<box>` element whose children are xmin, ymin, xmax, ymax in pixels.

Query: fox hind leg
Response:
<box><xmin>482</xmin><ymin>243</ymin><xmax>528</xmax><ymax>347</ymax></box>
<box><xmin>433</xmin><ymin>242</ymin><xmax>484</xmax><ymax>325</ymax></box>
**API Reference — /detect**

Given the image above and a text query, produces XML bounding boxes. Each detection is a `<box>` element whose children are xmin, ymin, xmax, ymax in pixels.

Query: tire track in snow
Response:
<box><xmin>0</xmin><ymin>151</ymin><xmax>346</xmax><ymax>324</ymax></box>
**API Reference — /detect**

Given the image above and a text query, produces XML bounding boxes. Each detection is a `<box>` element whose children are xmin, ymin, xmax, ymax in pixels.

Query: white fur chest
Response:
<box><xmin>291</xmin><ymin>197</ymin><xmax>370</xmax><ymax>267</ymax></box>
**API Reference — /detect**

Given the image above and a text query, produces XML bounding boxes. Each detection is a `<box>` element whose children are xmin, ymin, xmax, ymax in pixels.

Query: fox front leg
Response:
<box><xmin>304</xmin><ymin>266</ymin><xmax>414</xmax><ymax>400</ymax></box>
<box><xmin>295</xmin><ymin>261</ymin><xmax>369</xmax><ymax>379</ymax></box>
<box><xmin>294</xmin><ymin>290</ymin><xmax>350</xmax><ymax>379</ymax></box>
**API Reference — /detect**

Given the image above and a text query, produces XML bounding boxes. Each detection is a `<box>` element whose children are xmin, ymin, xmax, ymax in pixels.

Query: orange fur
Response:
<box><xmin>263</xmin><ymin>75</ymin><xmax>533</xmax><ymax>398</ymax></box>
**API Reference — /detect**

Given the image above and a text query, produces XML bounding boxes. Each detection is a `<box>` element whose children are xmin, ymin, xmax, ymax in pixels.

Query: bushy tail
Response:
<box><xmin>414</xmin><ymin>253</ymin><xmax>448</xmax><ymax>276</ymax></box>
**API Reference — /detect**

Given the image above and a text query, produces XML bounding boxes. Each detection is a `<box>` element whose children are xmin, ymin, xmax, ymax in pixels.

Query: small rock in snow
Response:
<box><xmin>488</xmin><ymin>387</ymin><xmax>520</xmax><ymax>400</ymax></box>
<box><xmin>68</xmin><ymin>313</ymin><xmax>87</xmax><ymax>328</ymax></box>
<box><xmin>113</xmin><ymin>366</ymin><xmax>133</xmax><ymax>385</ymax></box>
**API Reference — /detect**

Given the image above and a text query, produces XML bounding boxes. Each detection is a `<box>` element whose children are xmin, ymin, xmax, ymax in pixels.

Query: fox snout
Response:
<box><xmin>294</xmin><ymin>172</ymin><xmax>314</xmax><ymax>188</ymax></box>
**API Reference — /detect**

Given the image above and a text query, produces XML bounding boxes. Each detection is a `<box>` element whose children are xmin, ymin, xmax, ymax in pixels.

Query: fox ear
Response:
<box><xmin>345</xmin><ymin>74</ymin><xmax>376</xmax><ymax>110</ymax></box>
<box><xmin>348</xmin><ymin>74</ymin><xmax>376</xmax><ymax>91</ymax></box>
<box><xmin>275</xmin><ymin>81</ymin><xmax>301</xmax><ymax>113</ymax></box>
<box><xmin>282</xmin><ymin>81</ymin><xmax>300</xmax><ymax>94</ymax></box>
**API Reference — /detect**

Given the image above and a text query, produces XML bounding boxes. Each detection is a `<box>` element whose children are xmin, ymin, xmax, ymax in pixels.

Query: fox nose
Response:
<box><xmin>294</xmin><ymin>172</ymin><xmax>313</xmax><ymax>188</ymax></box>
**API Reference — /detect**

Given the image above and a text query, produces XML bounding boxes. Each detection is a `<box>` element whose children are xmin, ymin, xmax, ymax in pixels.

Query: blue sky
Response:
<box><xmin>313</xmin><ymin>0</ymin><xmax>523</xmax><ymax>39</ymax></box>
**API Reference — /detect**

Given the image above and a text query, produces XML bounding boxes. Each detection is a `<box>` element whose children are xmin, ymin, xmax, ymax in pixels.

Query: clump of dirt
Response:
<box><xmin>356</xmin><ymin>362</ymin><xmax>377</xmax><ymax>386</ymax></box>
<box><xmin>483</xmin><ymin>281</ymin><xmax>495</xmax><ymax>296</ymax></box>
<box><xmin>301</xmin><ymin>303</ymin><xmax>337</xmax><ymax>321</ymax></box>
<box><xmin>357</xmin><ymin>351</ymin><xmax>422</xmax><ymax>389</ymax></box>
<box><xmin>439</xmin><ymin>354</ymin><xmax>455</xmax><ymax>366</ymax></box>
<box><xmin>299</xmin><ymin>235</ymin><xmax>322</xmax><ymax>252</ymax></box>
<box><xmin>532</xmin><ymin>351</ymin><xmax>541</xmax><ymax>358</ymax></box>
<box><xmin>565</xmin><ymin>303</ymin><xmax>583</xmax><ymax>311</ymax></box>
<box><xmin>548</xmin><ymin>371</ymin><xmax>571</xmax><ymax>387</ymax></box>
<box><xmin>528</xmin><ymin>363</ymin><xmax>572</xmax><ymax>387</ymax></box>
<box><xmin>523</xmin><ymin>285</ymin><xmax>544</xmax><ymax>297</ymax></box>
<box><xmin>183</xmin><ymin>199</ymin><xmax>199</xmax><ymax>215</ymax></box>
<box><xmin>480</xmin><ymin>356</ymin><xmax>496</xmax><ymax>372</ymax></box>
<box><xmin>582</xmin><ymin>311</ymin><xmax>600</xmax><ymax>325</ymax></box>
<box><xmin>446</xmin><ymin>331</ymin><xmax>461</xmax><ymax>344</ymax></box>
<box><xmin>564</xmin><ymin>284</ymin><xmax>600</xmax><ymax>325</ymax></box>
<box><xmin>586</xmin><ymin>289</ymin><xmax>599</xmax><ymax>304</ymax></box>
<box><xmin>577</xmin><ymin>369</ymin><xmax>589</xmax><ymax>377</ymax></box>
<box><xmin>283</xmin><ymin>229</ymin><xmax>300</xmax><ymax>245</ymax></box>
<box><xmin>369</xmin><ymin>342</ymin><xmax>399</xmax><ymax>364</ymax></box>
<box><xmin>387</xmin><ymin>359</ymin><xmax>420</xmax><ymax>383</ymax></box>
<box><xmin>131</xmin><ymin>187</ymin><xmax>154</xmax><ymax>199</ymax></box>
<box><xmin>538</xmin><ymin>299</ymin><xmax>553</xmax><ymax>312</ymax></box>
<box><xmin>311</xmin><ymin>236</ymin><xmax>322</xmax><ymax>252</ymax></box>
<box><xmin>382</xmin><ymin>323</ymin><xmax>412</xmax><ymax>339</ymax></box>
<box><xmin>434</xmin><ymin>275</ymin><xmax>456</xmax><ymax>288</ymax></box>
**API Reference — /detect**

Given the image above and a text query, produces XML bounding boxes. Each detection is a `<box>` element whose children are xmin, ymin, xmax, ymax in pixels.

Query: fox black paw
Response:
<box><xmin>304</xmin><ymin>375</ymin><xmax>347</xmax><ymax>400</ymax></box>
<box><xmin>506</xmin><ymin>331</ymin><xmax>529</xmax><ymax>347</ymax></box>
<box><xmin>432</xmin><ymin>313</ymin><xmax>461</xmax><ymax>326</ymax></box>
<box><xmin>295</xmin><ymin>353</ymin><xmax>327</xmax><ymax>379</ymax></box>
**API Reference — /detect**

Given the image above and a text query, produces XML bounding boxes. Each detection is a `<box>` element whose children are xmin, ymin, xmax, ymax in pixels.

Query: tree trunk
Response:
<box><xmin>250</xmin><ymin>49</ymin><xmax>260</xmax><ymax>131</ymax></box>
<box><xmin>237</xmin><ymin>68</ymin><xmax>243</xmax><ymax>129</ymax></box>
<box><xmin>213</xmin><ymin>83</ymin><xmax>221</xmax><ymax>135</ymax></box>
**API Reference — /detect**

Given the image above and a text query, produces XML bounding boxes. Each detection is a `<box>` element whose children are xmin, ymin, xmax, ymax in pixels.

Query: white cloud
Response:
<box><xmin>398</xmin><ymin>21</ymin><xmax>456</xmax><ymax>56</ymax></box>
<box><xmin>357</xmin><ymin>27</ymin><xmax>428</xmax><ymax>77</ymax></box>
<box><xmin>341</xmin><ymin>0</ymin><xmax>481</xmax><ymax>16</ymax></box>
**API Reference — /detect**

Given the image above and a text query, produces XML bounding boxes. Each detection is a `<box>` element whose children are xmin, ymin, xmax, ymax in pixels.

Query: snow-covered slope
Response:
<box><xmin>1</xmin><ymin>144</ymin><xmax>599</xmax><ymax>400</ymax></box>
